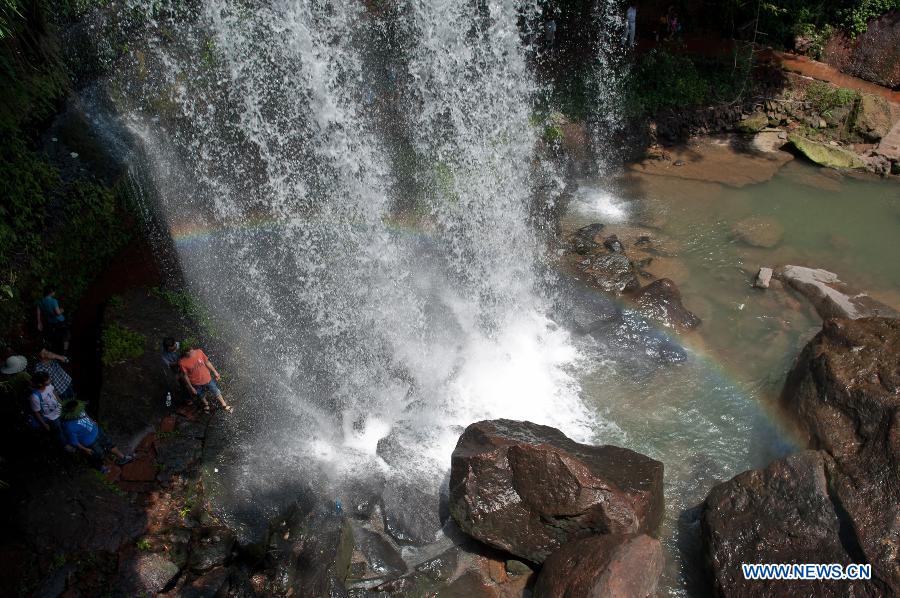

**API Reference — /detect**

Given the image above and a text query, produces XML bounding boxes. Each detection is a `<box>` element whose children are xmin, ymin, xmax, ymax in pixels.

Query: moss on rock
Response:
<box><xmin>737</xmin><ymin>111</ymin><xmax>769</xmax><ymax>135</ymax></box>
<box><xmin>788</xmin><ymin>135</ymin><xmax>866</xmax><ymax>170</ymax></box>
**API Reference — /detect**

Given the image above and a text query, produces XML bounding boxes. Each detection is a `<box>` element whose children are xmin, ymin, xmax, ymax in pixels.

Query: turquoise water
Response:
<box><xmin>565</xmin><ymin>159</ymin><xmax>900</xmax><ymax>596</ymax></box>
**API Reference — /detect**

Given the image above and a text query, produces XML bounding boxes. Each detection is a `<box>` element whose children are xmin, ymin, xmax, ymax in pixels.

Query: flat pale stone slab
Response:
<box><xmin>774</xmin><ymin>265</ymin><xmax>899</xmax><ymax>320</ymax></box>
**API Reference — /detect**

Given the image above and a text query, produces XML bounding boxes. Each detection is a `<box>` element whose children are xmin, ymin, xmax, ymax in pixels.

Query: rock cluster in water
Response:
<box><xmin>701</xmin><ymin>316</ymin><xmax>899</xmax><ymax>596</ymax></box>
<box><xmin>571</xmin><ymin>222</ymin><xmax>701</xmax><ymax>332</ymax></box>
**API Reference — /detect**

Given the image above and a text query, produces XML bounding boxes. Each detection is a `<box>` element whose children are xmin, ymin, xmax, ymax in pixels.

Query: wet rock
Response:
<box><xmin>156</xmin><ymin>433</ymin><xmax>203</xmax><ymax>473</ymax></box>
<box><xmin>854</xmin><ymin>94</ymin><xmax>893</xmax><ymax>142</ymax></box>
<box><xmin>701</xmin><ymin>450</ymin><xmax>881</xmax><ymax>597</ymax></box>
<box><xmin>380</xmin><ymin>479</ymin><xmax>444</xmax><ymax>546</ymax></box>
<box><xmin>788</xmin><ymin>135</ymin><xmax>866</xmax><ymax>170</ymax></box>
<box><xmin>730</xmin><ymin>216</ymin><xmax>784</xmax><ymax>248</ymax></box>
<box><xmin>189</xmin><ymin>528</ymin><xmax>234</xmax><ymax>572</ymax></box>
<box><xmin>584</xmin><ymin>253</ymin><xmax>640</xmax><ymax>294</ymax></box>
<box><xmin>781</xmin><ymin>317</ymin><xmax>900</xmax><ymax>592</ymax></box>
<box><xmin>440</xmin><ymin>570</ymin><xmax>497</xmax><ymax>597</ymax></box>
<box><xmin>754</xmin><ymin>267</ymin><xmax>773</xmax><ymax>289</ymax></box>
<box><xmin>373</xmin><ymin>547</ymin><xmax>458</xmax><ymax>595</ymax></box>
<box><xmin>117</xmin><ymin>553</ymin><xmax>181</xmax><ymax>596</ymax></box>
<box><xmin>533</xmin><ymin>534</ymin><xmax>663</xmax><ymax>598</ymax></box>
<box><xmin>632</xmin><ymin>278</ymin><xmax>701</xmax><ymax>331</ymax></box>
<box><xmin>773</xmin><ymin>265</ymin><xmax>899</xmax><ymax>320</ymax></box>
<box><xmin>737</xmin><ymin>111</ymin><xmax>768</xmax><ymax>134</ymax></box>
<box><xmin>268</xmin><ymin>507</ymin><xmax>355</xmax><ymax>597</ymax></box>
<box><xmin>572</xmin><ymin>223</ymin><xmax>604</xmax><ymax>254</ymax></box>
<box><xmin>449</xmin><ymin>419</ymin><xmax>663</xmax><ymax>563</ymax></box>
<box><xmin>505</xmin><ymin>559</ymin><xmax>533</xmax><ymax>577</ymax></box>
<box><xmin>349</xmin><ymin>524</ymin><xmax>407</xmax><ymax>578</ymax></box>
<box><xmin>602</xmin><ymin>234</ymin><xmax>624</xmax><ymax>253</ymax></box>
<box><xmin>176</xmin><ymin>566</ymin><xmax>231</xmax><ymax>597</ymax></box>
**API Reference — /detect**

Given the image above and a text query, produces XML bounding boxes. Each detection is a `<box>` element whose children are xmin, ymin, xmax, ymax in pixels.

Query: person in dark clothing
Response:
<box><xmin>36</xmin><ymin>285</ymin><xmax>71</xmax><ymax>354</ymax></box>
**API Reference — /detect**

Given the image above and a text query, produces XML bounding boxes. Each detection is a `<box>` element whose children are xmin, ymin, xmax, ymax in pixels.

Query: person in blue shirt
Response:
<box><xmin>60</xmin><ymin>400</ymin><xmax>133</xmax><ymax>471</ymax></box>
<box><xmin>36</xmin><ymin>285</ymin><xmax>71</xmax><ymax>354</ymax></box>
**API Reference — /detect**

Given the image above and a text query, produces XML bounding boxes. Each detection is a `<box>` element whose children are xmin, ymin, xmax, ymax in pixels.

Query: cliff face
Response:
<box><xmin>0</xmin><ymin>4</ymin><xmax>139</xmax><ymax>341</ymax></box>
<box><xmin>823</xmin><ymin>11</ymin><xmax>900</xmax><ymax>90</ymax></box>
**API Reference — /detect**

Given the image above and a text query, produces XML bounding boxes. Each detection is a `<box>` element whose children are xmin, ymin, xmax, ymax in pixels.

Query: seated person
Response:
<box><xmin>29</xmin><ymin>371</ymin><xmax>64</xmax><ymax>444</ymax></box>
<box><xmin>60</xmin><ymin>400</ymin><xmax>133</xmax><ymax>471</ymax></box>
<box><xmin>34</xmin><ymin>348</ymin><xmax>75</xmax><ymax>400</ymax></box>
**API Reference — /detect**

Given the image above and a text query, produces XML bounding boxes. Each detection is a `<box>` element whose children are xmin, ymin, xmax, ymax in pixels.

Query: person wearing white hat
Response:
<box><xmin>1</xmin><ymin>355</ymin><xmax>27</xmax><ymax>375</ymax></box>
<box><xmin>1</xmin><ymin>354</ymin><xmax>31</xmax><ymax>401</ymax></box>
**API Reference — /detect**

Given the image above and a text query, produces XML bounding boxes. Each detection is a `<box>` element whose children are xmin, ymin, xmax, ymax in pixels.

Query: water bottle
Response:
<box><xmin>165</xmin><ymin>392</ymin><xmax>172</xmax><ymax>408</ymax></box>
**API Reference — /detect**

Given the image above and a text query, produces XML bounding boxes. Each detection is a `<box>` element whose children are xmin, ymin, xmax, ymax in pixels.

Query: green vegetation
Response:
<box><xmin>623</xmin><ymin>49</ymin><xmax>751</xmax><ymax>116</ymax></box>
<box><xmin>136</xmin><ymin>538</ymin><xmax>152</xmax><ymax>551</ymax></box>
<box><xmin>805</xmin><ymin>81</ymin><xmax>859</xmax><ymax>115</ymax></box>
<box><xmin>0</xmin><ymin>1</ymin><xmax>135</xmax><ymax>338</ymax></box>
<box><xmin>712</xmin><ymin>0</ymin><xmax>900</xmax><ymax>45</ymax></box>
<box><xmin>101</xmin><ymin>322</ymin><xmax>146</xmax><ymax>366</ymax></box>
<box><xmin>152</xmin><ymin>287</ymin><xmax>219</xmax><ymax>338</ymax></box>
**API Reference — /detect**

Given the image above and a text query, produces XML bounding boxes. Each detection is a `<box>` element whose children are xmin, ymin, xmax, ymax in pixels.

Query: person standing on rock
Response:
<box><xmin>29</xmin><ymin>371</ymin><xmax>64</xmax><ymax>444</ymax></box>
<box><xmin>177</xmin><ymin>343</ymin><xmax>233</xmax><ymax>413</ymax></box>
<box><xmin>623</xmin><ymin>5</ymin><xmax>637</xmax><ymax>47</ymax></box>
<box><xmin>34</xmin><ymin>347</ymin><xmax>75</xmax><ymax>400</ymax></box>
<box><xmin>36</xmin><ymin>285</ymin><xmax>70</xmax><ymax>354</ymax></box>
<box><xmin>60</xmin><ymin>400</ymin><xmax>133</xmax><ymax>471</ymax></box>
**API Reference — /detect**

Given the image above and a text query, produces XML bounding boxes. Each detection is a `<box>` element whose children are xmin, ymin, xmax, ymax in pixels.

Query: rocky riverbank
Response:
<box><xmin>701</xmin><ymin>315</ymin><xmax>899</xmax><ymax>596</ymax></box>
<box><xmin>648</xmin><ymin>67</ymin><xmax>900</xmax><ymax>177</ymax></box>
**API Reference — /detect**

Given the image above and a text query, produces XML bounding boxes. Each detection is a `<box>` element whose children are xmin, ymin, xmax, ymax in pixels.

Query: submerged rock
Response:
<box><xmin>730</xmin><ymin>216</ymin><xmax>784</xmax><ymax>248</ymax></box>
<box><xmin>788</xmin><ymin>134</ymin><xmax>866</xmax><ymax>170</ymax></box>
<box><xmin>448</xmin><ymin>419</ymin><xmax>663</xmax><ymax>563</ymax></box>
<box><xmin>632</xmin><ymin>278</ymin><xmax>701</xmax><ymax>331</ymax></box>
<box><xmin>572</xmin><ymin>223</ymin><xmax>604</xmax><ymax>254</ymax></box>
<box><xmin>754</xmin><ymin>267</ymin><xmax>773</xmax><ymax>289</ymax></box>
<box><xmin>585</xmin><ymin>253</ymin><xmax>641</xmax><ymax>294</ymax></box>
<box><xmin>701</xmin><ymin>450</ymin><xmax>881</xmax><ymax>597</ymax></box>
<box><xmin>782</xmin><ymin>317</ymin><xmax>900</xmax><ymax>592</ymax></box>
<box><xmin>603</xmin><ymin>234</ymin><xmax>624</xmax><ymax>253</ymax></box>
<box><xmin>533</xmin><ymin>534</ymin><xmax>663</xmax><ymax>598</ymax></box>
<box><xmin>773</xmin><ymin>265</ymin><xmax>899</xmax><ymax>319</ymax></box>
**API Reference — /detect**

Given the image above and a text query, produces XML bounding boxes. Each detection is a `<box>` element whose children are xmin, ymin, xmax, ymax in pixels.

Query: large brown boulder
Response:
<box><xmin>782</xmin><ymin>317</ymin><xmax>900</xmax><ymax>592</ymax></box>
<box><xmin>448</xmin><ymin>420</ymin><xmax>664</xmax><ymax>563</ymax></box>
<box><xmin>854</xmin><ymin>94</ymin><xmax>894</xmax><ymax>142</ymax></box>
<box><xmin>533</xmin><ymin>534</ymin><xmax>664</xmax><ymax>598</ymax></box>
<box><xmin>701</xmin><ymin>450</ymin><xmax>882</xmax><ymax>598</ymax></box>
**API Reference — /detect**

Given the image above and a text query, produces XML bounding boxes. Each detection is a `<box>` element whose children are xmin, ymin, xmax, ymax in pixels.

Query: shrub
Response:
<box><xmin>101</xmin><ymin>322</ymin><xmax>146</xmax><ymax>366</ymax></box>
<box><xmin>806</xmin><ymin>81</ymin><xmax>859</xmax><ymax>114</ymax></box>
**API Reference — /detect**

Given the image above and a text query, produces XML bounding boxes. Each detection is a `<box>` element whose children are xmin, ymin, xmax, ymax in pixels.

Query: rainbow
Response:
<box><xmin>169</xmin><ymin>212</ymin><xmax>433</xmax><ymax>248</ymax></box>
<box><xmin>167</xmin><ymin>212</ymin><xmax>799</xmax><ymax>451</ymax></box>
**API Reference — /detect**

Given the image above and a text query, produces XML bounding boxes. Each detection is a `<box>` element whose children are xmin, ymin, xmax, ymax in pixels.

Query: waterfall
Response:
<box><xmin>105</xmin><ymin>0</ymin><xmax>600</xmax><ymax>540</ymax></box>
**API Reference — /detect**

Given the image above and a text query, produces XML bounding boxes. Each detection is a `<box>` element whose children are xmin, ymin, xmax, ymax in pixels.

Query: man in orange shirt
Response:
<box><xmin>177</xmin><ymin>343</ymin><xmax>233</xmax><ymax>413</ymax></box>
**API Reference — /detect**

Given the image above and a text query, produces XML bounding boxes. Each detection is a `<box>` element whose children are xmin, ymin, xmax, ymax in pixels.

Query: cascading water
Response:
<box><xmin>106</xmin><ymin>0</ymin><xmax>600</xmax><ymax>543</ymax></box>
